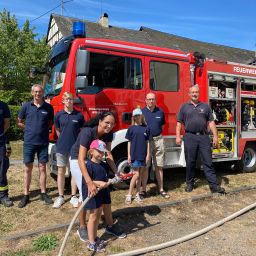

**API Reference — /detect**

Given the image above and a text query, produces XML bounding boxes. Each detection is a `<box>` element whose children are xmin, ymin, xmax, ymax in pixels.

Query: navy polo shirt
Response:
<box><xmin>177</xmin><ymin>102</ymin><xmax>214</xmax><ymax>134</ymax></box>
<box><xmin>18</xmin><ymin>101</ymin><xmax>54</xmax><ymax>145</ymax></box>
<box><xmin>142</xmin><ymin>107</ymin><xmax>165</xmax><ymax>137</ymax></box>
<box><xmin>0</xmin><ymin>101</ymin><xmax>11</xmax><ymax>146</ymax></box>
<box><xmin>125</xmin><ymin>125</ymin><xmax>150</xmax><ymax>162</ymax></box>
<box><xmin>85</xmin><ymin>160</ymin><xmax>108</xmax><ymax>182</ymax></box>
<box><xmin>82</xmin><ymin>160</ymin><xmax>111</xmax><ymax>209</ymax></box>
<box><xmin>70</xmin><ymin>126</ymin><xmax>113</xmax><ymax>160</ymax></box>
<box><xmin>54</xmin><ymin>109</ymin><xmax>85</xmax><ymax>154</ymax></box>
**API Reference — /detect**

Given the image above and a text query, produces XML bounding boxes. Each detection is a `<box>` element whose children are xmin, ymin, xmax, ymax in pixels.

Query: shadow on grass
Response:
<box><xmin>100</xmin><ymin>205</ymin><xmax>161</xmax><ymax>241</ymax></box>
<box><xmin>147</xmin><ymin>163</ymin><xmax>241</xmax><ymax>194</ymax></box>
<box><xmin>10</xmin><ymin>186</ymin><xmax>57</xmax><ymax>202</ymax></box>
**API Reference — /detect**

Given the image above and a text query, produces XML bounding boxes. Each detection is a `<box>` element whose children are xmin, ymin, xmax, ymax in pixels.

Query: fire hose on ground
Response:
<box><xmin>109</xmin><ymin>200</ymin><xmax>256</xmax><ymax>256</ymax></box>
<box><xmin>58</xmin><ymin>182</ymin><xmax>256</xmax><ymax>256</ymax></box>
<box><xmin>58</xmin><ymin>173</ymin><xmax>132</xmax><ymax>256</ymax></box>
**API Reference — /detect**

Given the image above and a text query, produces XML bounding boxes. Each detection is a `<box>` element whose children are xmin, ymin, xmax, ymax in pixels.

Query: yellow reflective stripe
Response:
<box><xmin>0</xmin><ymin>185</ymin><xmax>8</xmax><ymax>191</ymax></box>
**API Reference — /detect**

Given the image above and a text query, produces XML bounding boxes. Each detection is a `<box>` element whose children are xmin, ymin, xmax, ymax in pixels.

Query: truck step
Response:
<box><xmin>165</xmin><ymin>146</ymin><xmax>182</xmax><ymax>152</ymax></box>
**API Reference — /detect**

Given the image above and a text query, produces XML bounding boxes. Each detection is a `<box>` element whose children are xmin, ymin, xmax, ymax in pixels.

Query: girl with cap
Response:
<box><xmin>82</xmin><ymin>139</ymin><xmax>110</xmax><ymax>252</ymax></box>
<box><xmin>125</xmin><ymin>107</ymin><xmax>151</xmax><ymax>204</ymax></box>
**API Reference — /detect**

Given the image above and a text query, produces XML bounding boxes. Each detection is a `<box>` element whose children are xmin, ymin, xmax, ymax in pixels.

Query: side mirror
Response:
<box><xmin>76</xmin><ymin>49</ymin><xmax>89</xmax><ymax>76</ymax></box>
<box><xmin>75</xmin><ymin>76</ymin><xmax>88</xmax><ymax>90</ymax></box>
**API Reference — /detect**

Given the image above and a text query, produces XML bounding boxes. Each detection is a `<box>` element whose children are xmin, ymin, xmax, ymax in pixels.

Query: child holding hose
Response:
<box><xmin>82</xmin><ymin>139</ymin><xmax>113</xmax><ymax>252</ymax></box>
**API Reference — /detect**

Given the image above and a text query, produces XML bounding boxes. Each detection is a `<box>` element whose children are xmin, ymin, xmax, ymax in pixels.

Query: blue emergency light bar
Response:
<box><xmin>72</xmin><ymin>21</ymin><xmax>86</xmax><ymax>37</ymax></box>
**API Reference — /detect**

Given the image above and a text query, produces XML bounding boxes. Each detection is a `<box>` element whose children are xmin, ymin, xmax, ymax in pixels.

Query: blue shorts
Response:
<box><xmin>131</xmin><ymin>160</ymin><xmax>145</xmax><ymax>168</ymax></box>
<box><xmin>23</xmin><ymin>144</ymin><xmax>48</xmax><ymax>164</ymax></box>
<box><xmin>82</xmin><ymin>181</ymin><xmax>111</xmax><ymax>210</ymax></box>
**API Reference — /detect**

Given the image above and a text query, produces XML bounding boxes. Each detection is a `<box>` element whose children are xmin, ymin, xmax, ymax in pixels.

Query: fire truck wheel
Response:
<box><xmin>113</xmin><ymin>147</ymin><xmax>133</xmax><ymax>183</ymax></box>
<box><xmin>240</xmin><ymin>146</ymin><xmax>256</xmax><ymax>173</ymax></box>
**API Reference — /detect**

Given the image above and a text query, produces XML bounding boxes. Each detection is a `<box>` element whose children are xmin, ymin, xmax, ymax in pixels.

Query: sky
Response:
<box><xmin>1</xmin><ymin>0</ymin><xmax>256</xmax><ymax>51</ymax></box>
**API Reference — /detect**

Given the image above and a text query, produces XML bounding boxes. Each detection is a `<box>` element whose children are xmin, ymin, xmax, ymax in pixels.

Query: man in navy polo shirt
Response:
<box><xmin>176</xmin><ymin>84</ymin><xmax>225</xmax><ymax>194</ymax></box>
<box><xmin>52</xmin><ymin>92</ymin><xmax>84</xmax><ymax>209</ymax></box>
<box><xmin>0</xmin><ymin>100</ymin><xmax>13</xmax><ymax>207</ymax></box>
<box><xmin>17</xmin><ymin>84</ymin><xmax>54</xmax><ymax>208</ymax></box>
<box><xmin>142</xmin><ymin>93</ymin><xmax>170</xmax><ymax>199</ymax></box>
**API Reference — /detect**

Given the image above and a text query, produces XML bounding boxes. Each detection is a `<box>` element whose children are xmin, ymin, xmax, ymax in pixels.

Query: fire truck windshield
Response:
<box><xmin>45</xmin><ymin>54</ymin><xmax>68</xmax><ymax>96</ymax></box>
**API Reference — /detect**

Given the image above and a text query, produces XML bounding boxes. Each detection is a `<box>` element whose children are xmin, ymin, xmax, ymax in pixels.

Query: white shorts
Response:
<box><xmin>70</xmin><ymin>159</ymin><xmax>83</xmax><ymax>202</ymax></box>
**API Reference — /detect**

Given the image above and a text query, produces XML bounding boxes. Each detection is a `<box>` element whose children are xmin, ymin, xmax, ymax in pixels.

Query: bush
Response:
<box><xmin>0</xmin><ymin>90</ymin><xmax>31</xmax><ymax>105</ymax></box>
<box><xmin>8</xmin><ymin>105</ymin><xmax>23</xmax><ymax>141</ymax></box>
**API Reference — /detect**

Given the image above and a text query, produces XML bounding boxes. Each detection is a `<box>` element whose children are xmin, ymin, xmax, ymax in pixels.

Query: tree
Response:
<box><xmin>0</xmin><ymin>9</ymin><xmax>50</xmax><ymax>104</ymax></box>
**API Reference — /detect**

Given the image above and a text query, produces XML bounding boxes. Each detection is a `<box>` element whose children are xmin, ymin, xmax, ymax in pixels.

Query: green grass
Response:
<box><xmin>32</xmin><ymin>233</ymin><xmax>58</xmax><ymax>252</ymax></box>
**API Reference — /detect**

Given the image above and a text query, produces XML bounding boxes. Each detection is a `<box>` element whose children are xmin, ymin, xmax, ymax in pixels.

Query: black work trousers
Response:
<box><xmin>0</xmin><ymin>146</ymin><xmax>9</xmax><ymax>199</ymax></box>
<box><xmin>183</xmin><ymin>133</ymin><xmax>219</xmax><ymax>189</ymax></box>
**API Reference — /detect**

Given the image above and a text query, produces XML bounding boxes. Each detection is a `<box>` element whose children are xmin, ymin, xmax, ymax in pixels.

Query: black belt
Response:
<box><xmin>185</xmin><ymin>131</ymin><xmax>207</xmax><ymax>135</ymax></box>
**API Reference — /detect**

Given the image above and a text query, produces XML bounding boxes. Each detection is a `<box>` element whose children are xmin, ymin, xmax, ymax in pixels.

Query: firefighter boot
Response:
<box><xmin>0</xmin><ymin>196</ymin><xmax>13</xmax><ymax>207</ymax></box>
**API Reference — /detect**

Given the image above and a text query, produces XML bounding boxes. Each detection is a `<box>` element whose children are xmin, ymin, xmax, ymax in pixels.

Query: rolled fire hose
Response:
<box><xmin>58</xmin><ymin>175</ymin><xmax>124</xmax><ymax>256</ymax></box>
<box><xmin>109</xmin><ymin>201</ymin><xmax>256</xmax><ymax>256</ymax></box>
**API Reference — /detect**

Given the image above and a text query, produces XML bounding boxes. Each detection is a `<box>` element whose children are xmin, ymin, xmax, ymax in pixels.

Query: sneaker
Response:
<box><xmin>95</xmin><ymin>236</ymin><xmax>108</xmax><ymax>247</ymax></box>
<box><xmin>87</xmin><ymin>242</ymin><xmax>105</xmax><ymax>253</ymax></box>
<box><xmin>77</xmin><ymin>226</ymin><xmax>88</xmax><ymax>242</ymax></box>
<box><xmin>210</xmin><ymin>186</ymin><xmax>226</xmax><ymax>194</ymax></box>
<box><xmin>0</xmin><ymin>196</ymin><xmax>14</xmax><ymax>207</ymax></box>
<box><xmin>185</xmin><ymin>184</ymin><xmax>194</xmax><ymax>192</ymax></box>
<box><xmin>18</xmin><ymin>195</ymin><xmax>30</xmax><ymax>208</ymax></box>
<box><xmin>105</xmin><ymin>225</ymin><xmax>127</xmax><ymax>239</ymax></box>
<box><xmin>40</xmin><ymin>193</ymin><xmax>53</xmax><ymax>204</ymax></box>
<box><xmin>53</xmin><ymin>196</ymin><xmax>65</xmax><ymax>208</ymax></box>
<box><xmin>125</xmin><ymin>194</ymin><xmax>132</xmax><ymax>204</ymax></box>
<box><xmin>69</xmin><ymin>196</ymin><xmax>79</xmax><ymax>208</ymax></box>
<box><xmin>139</xmin><ymin>191</ymin><xmax>147</xmax><ymax>199</ymax></box>
<box><xmin>134</xmin><ymin>193</ymin><xmax>143</xmax><ymax>203</ymax></box>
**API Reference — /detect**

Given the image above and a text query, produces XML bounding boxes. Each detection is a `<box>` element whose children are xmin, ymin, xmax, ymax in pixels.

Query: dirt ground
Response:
<box><xmin>0</xmin><ymin>163</ymin><xmax>256</xmax><ymax>255</ymax></box>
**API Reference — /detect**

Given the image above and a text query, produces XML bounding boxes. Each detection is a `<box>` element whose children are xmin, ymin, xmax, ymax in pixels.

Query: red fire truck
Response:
<box><xmin>45</xmin><ymin>22</ymin><xmax>256</xmax><ymax>175</ymax></box>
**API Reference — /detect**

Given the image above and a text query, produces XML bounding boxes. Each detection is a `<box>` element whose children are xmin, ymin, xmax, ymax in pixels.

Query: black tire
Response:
<box><xmin>240</xmin><ymin>146</ymin><xmax>256</xmax><ymax>173</ymax></box>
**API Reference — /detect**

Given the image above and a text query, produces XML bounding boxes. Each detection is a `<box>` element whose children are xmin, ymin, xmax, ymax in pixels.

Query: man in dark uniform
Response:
<box><xmin>0</xmin><ymin>100</ymin><xmax>13</xmax><ymax>207</ymax></box>
<box><xmin>176</xmin><ymin>85</ymin><xmax>225</xmax><ymax>193</ymax></box>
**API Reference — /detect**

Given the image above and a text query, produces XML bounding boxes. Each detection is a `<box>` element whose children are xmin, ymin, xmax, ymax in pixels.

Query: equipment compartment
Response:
<box><xmin>208</xmin><ymin>74</ymin><xmax>238</xmax><ymax>159</ymax></box>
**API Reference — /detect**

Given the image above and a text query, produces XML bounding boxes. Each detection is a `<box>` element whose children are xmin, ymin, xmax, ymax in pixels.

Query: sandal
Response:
<box><xmin>159</xmin><ymin>190</ymin><xmax>170</xmax><ymax>199</ymax></box>
<box><xmin>125</xmin><ymin>195</ymin><xmax>132</xmax><ymax>204</ymax></box>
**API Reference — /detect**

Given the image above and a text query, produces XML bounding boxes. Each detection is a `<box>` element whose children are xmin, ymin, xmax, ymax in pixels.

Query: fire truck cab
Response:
<box><xmin>46</xmin><ymin>21</ymin><xmax>256</xmax><ymax>176</ymax></box>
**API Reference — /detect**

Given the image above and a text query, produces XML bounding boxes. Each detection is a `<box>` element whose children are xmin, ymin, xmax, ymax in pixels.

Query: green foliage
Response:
<box><xmin>32</xmin><ymin>233</ymin><xmax>58</xmax><ymax>252</ymax></box>
<box><xmin>8</xmin><ymin>105</ymin><xmax>23</xmax><ymax>140</ymax></box>
<box><xmin>0</xmin><ymin>9</ymin><xmax>50</xmax><ymax>104</ymax></box>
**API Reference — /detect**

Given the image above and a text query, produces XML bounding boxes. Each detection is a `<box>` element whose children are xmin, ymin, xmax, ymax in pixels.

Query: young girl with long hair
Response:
<box><xmin>125</xmin><ymin>108</ymin><xmax>150</xmax><ymax>204</ymax></box>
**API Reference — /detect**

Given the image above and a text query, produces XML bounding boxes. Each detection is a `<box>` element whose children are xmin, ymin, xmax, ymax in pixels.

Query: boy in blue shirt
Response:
<box><xmin>53</xmin><ymin>92</ymin><xmax>85</xmax><ymax>208</ymax></box>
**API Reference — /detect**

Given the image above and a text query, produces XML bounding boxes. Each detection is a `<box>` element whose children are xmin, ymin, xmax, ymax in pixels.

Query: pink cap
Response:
<box><xmin>90</xmin><ymin>139</ymin><xmax>108</xmax><ymax>152</ymax></box>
